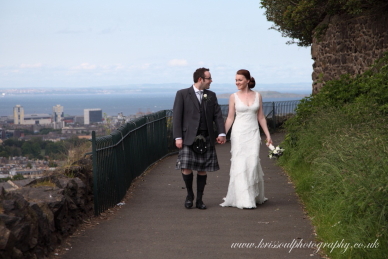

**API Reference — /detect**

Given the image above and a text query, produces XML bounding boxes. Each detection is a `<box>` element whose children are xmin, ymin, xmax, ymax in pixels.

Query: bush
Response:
<box><xmin>280</xmin><ymin>53</ymin><xmax>388</xmax><ymax>258</ymax></box>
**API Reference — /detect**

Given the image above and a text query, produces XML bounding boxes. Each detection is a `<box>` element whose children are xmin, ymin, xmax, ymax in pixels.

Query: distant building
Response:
<box><xmin>13</xmin><ymin>105</ymin><xmax>51</xmax><ymax>125</ymax></box>
<box><xmin>74</xmin><ymin>116</ymin><xmax>84</xmax><ymax>125</ymax></box>
<box><xmin>0</xmin><ymin>115</ymin><xmax>12</xmax><ymax>123</ymax></box>
<box><xmin>23</xmin><ymin>114</ymin><xmax>52</xmax><ymax>125</ymax></box>
<box><xmin>84</xmin><ymin>109</ymin><xmax>102</xmax><ymax>125</ymax></box>
<box><xmin>13</xmin><ymin>105</ymin><xmax>24</xmax><ymax>124</ymax></box>
<box><xmin>62</xmin><ymin>127</ymin><xmax>88</xmax><ymax>134</ymax></box>
<box><xmin>52</xmin><ymin>105</ymin><xmax>64</xmax><ymax>129</ymax></box>
<box><xmin>0</xmin><ymin>128</ymin><xmax>5</xmax><ymax>139</ymax></box>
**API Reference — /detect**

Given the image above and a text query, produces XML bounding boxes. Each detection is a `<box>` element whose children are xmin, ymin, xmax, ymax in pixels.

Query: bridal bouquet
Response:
<box><xmin>268</xmin><ymin>144</ymin><xmax>285</xmax><ymax>159</ymax></box>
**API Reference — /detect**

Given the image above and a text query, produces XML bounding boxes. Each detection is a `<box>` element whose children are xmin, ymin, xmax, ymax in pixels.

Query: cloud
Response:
<box><xmin>72</xmin><ymin>63</ymin><xmax>97</xmax><ymax>70</ymax></box>
<box><xmin>20</xmin><ymin>63</ymin><xmax>42</xmax><ymax>68</ymax></box>
<box><xmin>168</xmin><ymin>59</ymin><xmax>188</xmax><ymax>67</ymax></box>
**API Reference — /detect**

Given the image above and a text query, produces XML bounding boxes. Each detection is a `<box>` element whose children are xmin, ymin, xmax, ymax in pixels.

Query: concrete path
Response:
<box><xmin>57</xmin><ymin>133</ymin><xmax>323</xmax><ymax>259</ymax></box>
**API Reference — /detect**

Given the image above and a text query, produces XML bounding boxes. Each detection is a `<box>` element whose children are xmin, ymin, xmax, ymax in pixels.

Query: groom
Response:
<box><xmin>173</xmin><ymin>67</ymin><xmax>226</xmax><ymax>209</ymax></box>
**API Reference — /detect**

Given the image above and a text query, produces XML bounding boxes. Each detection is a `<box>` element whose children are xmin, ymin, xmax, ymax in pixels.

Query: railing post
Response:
<box><xmin>272</xmin><ymin>102</ymin><xmax>276</xmax><ymax>130</ymax></box>
<box><xmin>91</xmin><ymin>131</ymin><xmax>99</xmax><ymax>216</ymax></box>
<box><xmin>112</xmin><ymin>130</ymin><xmax>123</xmax><ymax>203</ymax></box>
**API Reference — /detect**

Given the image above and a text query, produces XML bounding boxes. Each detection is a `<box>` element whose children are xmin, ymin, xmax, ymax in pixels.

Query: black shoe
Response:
<box><xmin>185</xmin><ymin>195</ymin><xmax>194</xmax><ymax>209</ymax></box>
<box><xmin>196</xmin><ymin>200</ymin><xmax>207</xmax><ymax>210</ymax></box>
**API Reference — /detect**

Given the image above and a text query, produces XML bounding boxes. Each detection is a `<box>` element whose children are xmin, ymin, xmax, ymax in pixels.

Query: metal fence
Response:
<box><xmin>91</xmin><ymin>110</ymin><xmax>169</xmax><ymax>215</ymax></box>
<box><xmin>91</xmin><ymin>100</ymin><xmax>300</xmax><ymax>215</ymax></box>
<box><xmin>263</xmin><ymin>100</ymin><xmax>301</xmax><ymax>129</ymax></box>
<box><xmin>220</xmin><ymin>100</ymin><xmax>300</xmax><ymax>129</ymax></box>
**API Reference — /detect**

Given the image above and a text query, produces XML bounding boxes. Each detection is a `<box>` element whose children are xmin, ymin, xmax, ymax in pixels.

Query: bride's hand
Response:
<box><xmin>265</xmin><ymin>137</ymin><xmax>273</xmax><ymax>147</ymax></box>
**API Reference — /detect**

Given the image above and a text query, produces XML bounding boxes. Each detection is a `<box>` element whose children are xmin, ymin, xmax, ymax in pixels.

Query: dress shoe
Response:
<box><xmin>196</xmin><ymin>200</ymin><xmax>207</xmax><ymax>210</ymax></box>
<box><xmin>185</xmin><ymin>195</ymin><xmax>194</xmax><ymax>209</ymax></box>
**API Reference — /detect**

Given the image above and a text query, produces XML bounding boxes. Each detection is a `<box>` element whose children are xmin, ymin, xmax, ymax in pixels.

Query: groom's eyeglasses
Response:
<box><xmin>202</xmin><ymin>77</ymin><xmax>212</xmax><ymax>80</ymax></box>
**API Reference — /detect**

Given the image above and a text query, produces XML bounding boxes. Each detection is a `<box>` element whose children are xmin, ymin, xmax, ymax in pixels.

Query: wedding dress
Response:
<box><xmin>220</xmin><ymin>91</ymin><xmax>266</xmax><ymax>209</ymax></box>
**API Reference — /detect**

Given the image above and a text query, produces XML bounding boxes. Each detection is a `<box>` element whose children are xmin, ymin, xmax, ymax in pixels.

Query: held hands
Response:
<box><xmin>217</xmin><ymin>136</ymin><xmax>226</xmax><ymax>144</ymax></box>
<box><xmin>175</xmin><ymin>139</ymin><xmax>183</xmax><ymax>149</ymax></box>
<box><xmin>176</xmin><ymin>136</ymin><xmax>226</xmax><ymax>148</ymax></box>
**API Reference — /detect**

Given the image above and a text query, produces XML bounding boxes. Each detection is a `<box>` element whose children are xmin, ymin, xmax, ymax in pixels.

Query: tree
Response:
<box><xmin>48</xmin><ymin>161</ymin><xmax>58</xmax><ymax>167</ymax></box>
<box><xmin>5</xmin><ymin>146</ymin><xmax>22</xmax><ymax>157</ymax></box>
<box><xmin>3</xmin><ymin>138</ymin><xmax>23</xmax><ymax>148</ymax></box>
<box><xmin>39</xmin><ymin>128</ymin><xmax>61</xmax><ymax>135</ymax></box>
<box><xmin>260</xmin><ymin>0</ymin><xmax>388</xmax><ymax>46</ymax></box>
<box><xmin>21</xmin><ymin>141</ymin><xmax>41</xmax><ymax>158</ymax></box>
<box><xmin>45</xmin><ymin>142</ymin><xmax>66</xmax><ymax>159</ymax></box>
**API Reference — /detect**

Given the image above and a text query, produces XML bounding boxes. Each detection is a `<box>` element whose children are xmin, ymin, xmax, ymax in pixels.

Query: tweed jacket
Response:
<box><xmin>173</xmin><ymin>86</ymin><xmax>225</xmax><ymax>146</ymax></box>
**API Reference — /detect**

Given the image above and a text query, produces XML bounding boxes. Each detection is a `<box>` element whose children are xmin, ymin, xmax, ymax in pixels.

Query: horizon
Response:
<box><xmin>0</xmin><ymin>82</ymin><xmax>313</xmax><ymax>94</ymax></box>
<box><xmin>0</xmin><ymin>1</ymin><xmax>313</xmax><ymax>89</ymax></box>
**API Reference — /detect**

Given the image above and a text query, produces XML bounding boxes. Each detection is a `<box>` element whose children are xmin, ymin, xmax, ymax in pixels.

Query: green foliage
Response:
<box><xmin>3</xmin><ymin>138</ymin><xmax>23</xmax><ymax>148</ymax></box>
<box><xmin>260</xmin><ymin>0</ymin><xmax>388</xmax><ymax>46</ymax></box>
<box><xmin>48</xmin><ymin>160</ymin><xmax>58</xmax><ymax>167</ymax></box>
<box><xmin>280</xmin><ymin>53</ymin><xmax>388</xmax><ymax>258</ymax></box>
<box><xmin>102</xmin><ymin>112</ymin><xmax>115</xmax><ymax>134</ymax></box>
<box><xmin>0</xmin><ymin>136</ymin><xmax>88</xmax><ymax>160</ymax></box>
<box><xmin>0</xmin><ymin>174</ymin><xmax>25</xmax><ymax>183</ymax></box>
<box><xmin>45</xmin><ymin>142</ymin><xmax>66</xmax><ymax>160</ymax></box>
<box><xmin>39</xmin><ymin>128</ymin><xmax>61</xmax><ymax>135</ymax></box>
<box><xmin>21</xmin><ymin>129</ymin><xmax>34</xmax><ymax>135</ymax></box>
<box><xmin>12</xmin><ymin>174</ymin><xmax>25</xmax><ymax>180</ymax></box>
<box><xmin>21</xmin><ymin>141</ymin><xmax>42</xmax><ymax>159</ymax></box>
<box><xmin>286</xmin><ymin>52</ymin><xmax>388</xmax><ymax>142</ymax></box>
<box><xmin>33</xmin><ymin>179</ymin><xmax>56</xmax><ymax>188</ymax></box>
<box><xmin>0</xmin><ymin>177</ymin><xmax>12</xmax><ymax>183</ymax></box>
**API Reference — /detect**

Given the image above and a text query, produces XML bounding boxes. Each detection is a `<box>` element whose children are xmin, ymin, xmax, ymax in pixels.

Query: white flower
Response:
<box><xmin>268</xmin><ymin>144</ymin><xmax>285</xmax><ymax>159</ymax></box>
<box><xmin>203</xmin><ymin>94</ymin><xmax>207</xmax><ymax>98</ymax></box>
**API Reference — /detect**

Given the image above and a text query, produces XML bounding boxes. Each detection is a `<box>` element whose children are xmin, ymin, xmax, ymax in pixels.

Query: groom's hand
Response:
<box><xmin>217</xmin><ymin>136</ymin><xmax>226</xmax><ymax>144</ymax></box>
<box><xmin>175</xmin><ymin>139</ymin><xmax>183</xmax><ymax>149</ymax></box>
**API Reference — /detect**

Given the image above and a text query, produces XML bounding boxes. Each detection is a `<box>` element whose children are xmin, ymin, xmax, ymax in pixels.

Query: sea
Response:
<box><xmin>0</xmin><ymin>93</ymin><xmax>303</xmax><ymax>117</ymax></box>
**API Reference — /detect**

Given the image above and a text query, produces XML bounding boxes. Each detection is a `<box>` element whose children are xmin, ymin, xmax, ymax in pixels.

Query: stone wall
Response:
<box><xmin>311</xmin><ymin>13</ymin><xmax>388</xmax><ymax>94</ymax></box>
<box><xmin>0</xmin><ymin>159</ymin><xmax>93</xmax><ymax>259</ymax></box>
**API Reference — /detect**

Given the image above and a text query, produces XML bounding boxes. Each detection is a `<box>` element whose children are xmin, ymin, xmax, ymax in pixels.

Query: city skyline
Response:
<box><xmin>0</xmin><ymin>1</ymin><xmax>313</xmax><ymax>90</ymax></box>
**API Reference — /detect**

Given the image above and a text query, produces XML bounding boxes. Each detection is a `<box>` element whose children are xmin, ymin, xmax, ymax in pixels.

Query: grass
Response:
<box><xmin>58</xmin><ymin>141</ymin><xmax>91</xmax><ymax>171</ymax></box>
<box><xmin>279</xmin><ymin>104</ymin><xmax>388</xmax><ymax>258</ymax></box>
<box><xmin>33</xmin><ymin>179</ymin><xmax>56</xmax><ymax>188</ymax></box>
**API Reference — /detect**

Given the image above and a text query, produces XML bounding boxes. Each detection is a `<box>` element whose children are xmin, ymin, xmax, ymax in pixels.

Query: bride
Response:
<box><xmin>220</xmin><ymin>69</ymin><xmax>272</xmax><ymax>209</ymax></box>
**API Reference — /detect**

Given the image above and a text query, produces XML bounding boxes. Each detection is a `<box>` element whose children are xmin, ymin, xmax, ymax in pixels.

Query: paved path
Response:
<box><xmin>58</xmin><ymin>133</ymin><xmax>323</xmax><ymax>259</ymax></box>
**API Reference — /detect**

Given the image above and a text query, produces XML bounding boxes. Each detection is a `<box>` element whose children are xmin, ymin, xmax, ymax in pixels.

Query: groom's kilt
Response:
<box><xmin>176</xmin><ymin>137</ymin><xmax>220</xmax><ymax>172</ymax></box>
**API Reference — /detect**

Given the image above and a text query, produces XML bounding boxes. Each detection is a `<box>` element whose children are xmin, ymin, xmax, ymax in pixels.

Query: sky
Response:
<box><xmin>0</xmin><ymin>0</ymin><xmax>313</xmax><ymax>91</ymax></box>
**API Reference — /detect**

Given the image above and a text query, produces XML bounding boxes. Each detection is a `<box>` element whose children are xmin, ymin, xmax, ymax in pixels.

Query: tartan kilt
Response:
<box><xmin>176</xmin><ymin>137</ymin><xmax>220</xmax><ymax>172</ymax></box>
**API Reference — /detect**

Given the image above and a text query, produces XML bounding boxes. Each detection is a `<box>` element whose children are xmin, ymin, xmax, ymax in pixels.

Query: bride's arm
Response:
<box><xmin>224</xmin><ymin>94</ymin><xmax>236</xmax><ymax>134</ymax></box>
<box><xmin>257</xmin><ymin>94</ymin><xmax>272</xmax><ymax>145</ymax></box>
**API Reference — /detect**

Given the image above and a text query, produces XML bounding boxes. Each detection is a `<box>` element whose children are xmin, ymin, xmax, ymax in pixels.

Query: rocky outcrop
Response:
<box><xmin>312</xmin><ymin>13</ymin><xmax>388</xmax><ymax>93</ymax></box>
<box><xmin>0</xmin><ymin>159</ymin><xmax>93</xmax><ymax>259</ymax></box>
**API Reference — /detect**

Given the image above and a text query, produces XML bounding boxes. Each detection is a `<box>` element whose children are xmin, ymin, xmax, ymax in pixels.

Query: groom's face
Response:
<box><xmin>201</xmin><ymin>71</ymin><xmax>212</xmax><ymax>90</ymax></box>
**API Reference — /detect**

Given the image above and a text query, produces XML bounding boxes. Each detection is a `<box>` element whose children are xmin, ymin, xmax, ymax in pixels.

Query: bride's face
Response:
<box><xmin>235</xmin><ymin>74</ymin><xmax>249</xmax><ymax>90</ymax></box>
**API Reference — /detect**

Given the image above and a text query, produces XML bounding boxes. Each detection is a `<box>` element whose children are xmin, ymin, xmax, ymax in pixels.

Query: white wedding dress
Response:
<box><xmin>220</xmin><ymin>91</ymin><xmax>267</xmax><ymax>209</ymax></box>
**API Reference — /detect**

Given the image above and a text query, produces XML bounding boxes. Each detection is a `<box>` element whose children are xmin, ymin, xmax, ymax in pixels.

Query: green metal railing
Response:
<box><xmin>263</xmin><ymin>100</ymin><xmax>301</xmax><ymax>129</ymax></box>
<box><xmin>220</xmin><ymin>100</ymin><xmax>300</xmax><ymax>131</ymax></box>
<box><xmin>91</xmin><ymin>100</ymin><xmax>299</xmax><ymax>215</ymax></box>
<box><xmin>91</xmin><ymin>110</ymin><xmax>172</xmax><ymax>215</ymax></box>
